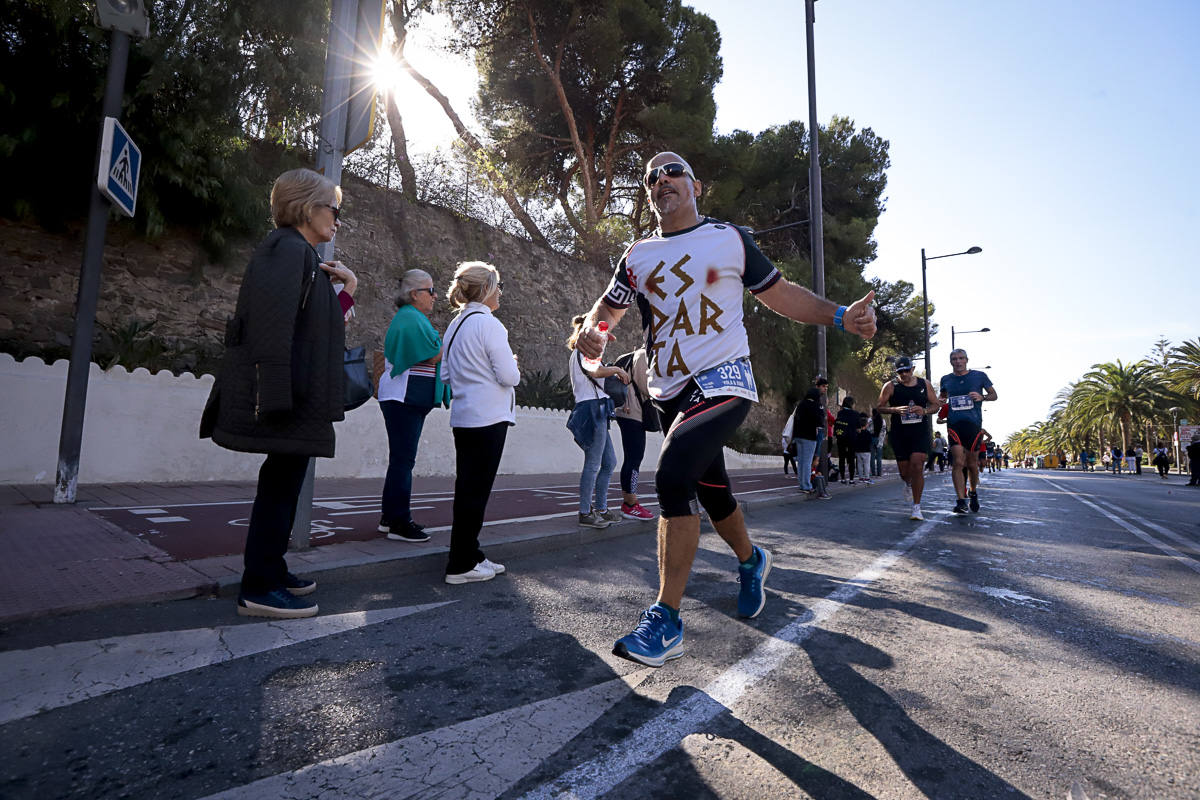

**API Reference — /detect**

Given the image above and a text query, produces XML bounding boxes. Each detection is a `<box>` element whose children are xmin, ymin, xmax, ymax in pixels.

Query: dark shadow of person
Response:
<box><xmin>803</xmin><ymin>628</ymin><xmax>1033</xmax><ymax>800</ymax></box>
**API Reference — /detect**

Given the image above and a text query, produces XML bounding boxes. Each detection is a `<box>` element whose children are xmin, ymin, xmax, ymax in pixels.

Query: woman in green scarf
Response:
<box><xmin>378</xmin><ymin>269</ymin><xmax>451</xmax><ymax>542</ymax></box>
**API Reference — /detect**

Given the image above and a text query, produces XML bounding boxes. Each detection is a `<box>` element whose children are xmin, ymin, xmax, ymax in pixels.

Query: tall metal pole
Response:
<box><xmin>291</xmin><ymin>0</ymin><xmax>358</xmax><ymax>549</ymax></box>
<box><xmin>951</xmin><ymin>325</ymin><xmax>955</xmax><ymax>351</ymax></box>
<box><xmin>54</xmin><ymin>30</ymin><xmax>131</xmax><ymax>504</ymax></box>
<box><xmin>805</xmin><ymin>0</ymin><xmax>830</xmax><ymax>476</ymax></box>
<box><xmin>921</xmin><ymin>248</ymin><xmax>930</xmax><ymax>379</ymax></box>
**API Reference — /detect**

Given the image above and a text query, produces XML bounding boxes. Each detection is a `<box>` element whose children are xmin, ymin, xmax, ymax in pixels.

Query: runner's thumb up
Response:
<box><xmin>846</xmin><ymin>290</ymin><xmax>877</xmax><ymax>338</ymax></box>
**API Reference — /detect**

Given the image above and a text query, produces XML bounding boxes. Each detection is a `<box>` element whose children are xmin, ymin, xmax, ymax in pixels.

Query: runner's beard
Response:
<box><xmin>653</xmin><ymin>189</ymin><xmax>685</xmax><ymax>218</ymax></box>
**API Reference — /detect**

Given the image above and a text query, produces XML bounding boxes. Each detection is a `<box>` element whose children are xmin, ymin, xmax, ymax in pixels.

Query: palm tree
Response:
<box><xmin>1072</xmin><ymin>360</ymin><xmax>1167</xmax><ymax>452</ymax></box>
<box><xmin>1165</xmin><ymin>339</ymin><xmax>1200</xmax><ymax>409</ymax></box>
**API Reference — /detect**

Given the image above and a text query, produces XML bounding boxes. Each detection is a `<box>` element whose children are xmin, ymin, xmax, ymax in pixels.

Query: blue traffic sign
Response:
<box><xmin>96</xmin><ymin>117</ymin><xmax>141</xmax><ymax>217</ymax></box>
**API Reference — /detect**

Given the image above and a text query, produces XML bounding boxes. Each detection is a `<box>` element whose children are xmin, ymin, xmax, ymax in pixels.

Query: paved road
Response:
<box><xmin>86</xmin><ymin>469</ymin><xmax>804</xmax><ymax>560</ymax></box>
<box><xmin>2</xmin><ymin>470</ymin><xmax>1197</xmax><ymax>799</ymax></box>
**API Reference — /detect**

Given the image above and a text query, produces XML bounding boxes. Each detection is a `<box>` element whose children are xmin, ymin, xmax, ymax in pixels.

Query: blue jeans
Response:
<box><xmin>579</xmin><ymin>425</ymin><xmax>616</xmax><ymax>514</ymax></box>
<box><xmin>870</xmin><ymin>435</ymin><xmax>883</xmax><ymax>476</ymax></box>
<box><xmin>794</xmin><ymin>437</ymin><xmax>818</xmax><ymax>491</ymax></box>
<box><xmin>380</xmin><ymin>401</ymin><xmax>432</xmax><ymax>524</ymax></box>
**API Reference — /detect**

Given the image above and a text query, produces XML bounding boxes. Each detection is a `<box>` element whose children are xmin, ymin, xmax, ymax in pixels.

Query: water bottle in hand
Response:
<box><xmin>581</xmin><ymin>321</ymin><xmax>609</xmax><ymax>370</ymax></box>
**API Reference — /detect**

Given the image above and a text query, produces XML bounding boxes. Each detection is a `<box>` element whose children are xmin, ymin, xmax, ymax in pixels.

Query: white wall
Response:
<box><xmin>0</xmin><ymin>354</ymin><xmax>773</xmax><ymax>485</ymax></box>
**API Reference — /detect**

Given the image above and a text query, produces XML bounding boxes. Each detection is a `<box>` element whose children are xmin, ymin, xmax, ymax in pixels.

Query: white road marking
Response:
<box><xmin>0</xmin><ymin>603</ymin><xmax>453</xmax><ymax>725</ymax></box>
<box><xmin>199</xmin><ymin>669</ymin><xmax>654</xmax><ymax>800</ymax></box>
<box><xmin>145</xmin><ymin>516</ymin><xmax>189</xmax><ymax>523</ymax></box>
<box><xmin>1041</xmin><ymin>477</ymin><xmax>1200</xmax><ymax>575</ymax></box>
<box><xmin>1095</xmin><ymin>501</ymin><xmax>1200</xmax><ymax>553</ymax></box>
<box><xmin>130</xmin><ymin>508</ymin><xmax>167</xmax><ymax>515</ymax></box>
<box><xmin>968</xmin><ymin>585</ymin><xmax>1051</xmax><ymax>608</ymax></box>
<box><xmin>523</xmin><ymin>520</ymin><xmax>940</xmax><ymax>800</ymax></box>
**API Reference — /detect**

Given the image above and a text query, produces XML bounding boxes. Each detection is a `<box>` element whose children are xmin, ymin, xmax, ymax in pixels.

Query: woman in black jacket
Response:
<box><xmin>790</xmin><ymin>387</ymin><xmax>823</xmax><ymax>493</ymax></box>
<box><xmin>201</xmin><ymin>168</ymin><xmax>356</xmax><ymax>619</ymax></box>
<box><xmin>834</xmin><ymin>396</ymin><xmax>859</xmax><ymax>483</ymax></box>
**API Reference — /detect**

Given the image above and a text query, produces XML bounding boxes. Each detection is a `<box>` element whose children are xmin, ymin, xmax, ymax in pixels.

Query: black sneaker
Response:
<box><xmin>283</xmin><ymin>571</ymin><xmax>316</xmax><ymax>596</ymax></box>
<box><xmin>380</xmin><ymin>518</ymin><xmax>431</xmax><ymax>542</ymax></box>
<box><xmin>969</xmin><ymin>490</ymin><xmax>980</xmax><ymax>512</ymax></box>
<box><xmin>952</xmin><ymin>499</ymin><xmax>969</xmax><ymax>514</ymax></box>
<box><xmin>237</xmin><ymin>588</ymin><xmax>317</xmax><ymax>619</ymax></box>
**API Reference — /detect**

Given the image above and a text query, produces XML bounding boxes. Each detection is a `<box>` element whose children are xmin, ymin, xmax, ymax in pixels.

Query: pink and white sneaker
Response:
<box><xmin>621</xmin><ymin>503</ymin><xmax>655</xmax><ymax>521</ymax></box>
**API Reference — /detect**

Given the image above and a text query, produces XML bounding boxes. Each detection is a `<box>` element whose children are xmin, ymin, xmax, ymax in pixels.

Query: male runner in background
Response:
<box><xmin>940</xmin><ymin>349</ymin><xmax>997</xmax><ymax>513</ymax></box>
<box><xmin>577</xmin><ymin>151</ymin><xmax>877</xmax><ymax>667</ymax></box>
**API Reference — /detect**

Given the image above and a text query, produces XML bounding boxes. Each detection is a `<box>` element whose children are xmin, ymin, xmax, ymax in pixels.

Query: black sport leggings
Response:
<box><xmin>654</xmin><ymin>383</ymin><xmax>751</xmax><ymax>519</ymax></box>
<box><xmin>615</xmin><ymin>416</ymin><xmax>646</xmax><ymax>496</ymax></box>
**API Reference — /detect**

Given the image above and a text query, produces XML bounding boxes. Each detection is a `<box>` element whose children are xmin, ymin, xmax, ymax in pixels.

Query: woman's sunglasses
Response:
<box><xmin>644</xmin><ymin>162</ymin><xmax>694</xmax><ymax>188</ymax></box>
<box><xmin>413</xmin><ymin>287</ymin><xmax>436</xmax><ymax>296</ymax></box>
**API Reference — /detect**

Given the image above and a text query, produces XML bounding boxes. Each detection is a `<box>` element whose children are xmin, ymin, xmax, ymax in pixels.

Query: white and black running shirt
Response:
<box><xmin>601</xmin><ymin>218</ymin><xmax>782</xmax><ymax>400</ymax></box>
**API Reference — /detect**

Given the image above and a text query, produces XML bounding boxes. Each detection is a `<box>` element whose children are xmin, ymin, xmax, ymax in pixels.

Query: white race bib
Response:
<box><xmin>694</xmin><ymin>357</ymin><xmax>759</xmax><ymax>402</ymax></box>
<box><xmin>901</xmin><ymin>408</ymin><xmax>922</xmax><ymax>424</ymax></box>
<box><xmin>949</xmin><ymin>394</ymin><xmax>974</xmax><ymax>411</ymax></box>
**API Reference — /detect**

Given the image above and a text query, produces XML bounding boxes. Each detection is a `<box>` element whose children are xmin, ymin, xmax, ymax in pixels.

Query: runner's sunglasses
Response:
<box><xmin>644</xmin><ymin>162</ymin><xmax>695</xmax><ymax>187</ymax></box>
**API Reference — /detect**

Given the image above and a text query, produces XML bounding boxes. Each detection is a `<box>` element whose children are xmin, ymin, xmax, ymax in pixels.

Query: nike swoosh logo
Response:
<box><xmin>661</xmin><ymin>634</ymin><xmax>681</xmax><ymax>648</ymax></box>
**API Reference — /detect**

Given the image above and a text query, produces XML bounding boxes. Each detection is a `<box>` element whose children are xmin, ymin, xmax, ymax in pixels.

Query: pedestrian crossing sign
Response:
<box><xmin>96</xmin><ymin>117</ymin><xmax>141</xmax><ymax>217</ymax></box>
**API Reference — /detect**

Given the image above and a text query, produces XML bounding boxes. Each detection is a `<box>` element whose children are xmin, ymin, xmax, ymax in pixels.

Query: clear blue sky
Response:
<box><xmin>685</xmin><ymin>0</ymin><xmax>1200</xmax><ymax>440</ymax></box>
<box><xmin>397</xmin><ymin>1</ymin><xmax>1199</xmax><ymax>441</ymax></box>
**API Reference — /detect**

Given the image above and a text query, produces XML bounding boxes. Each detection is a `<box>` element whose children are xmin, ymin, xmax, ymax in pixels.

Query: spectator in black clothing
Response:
<box><xmin>834</xmin><ymin>396</ymin><xmax>859</xmax><ymax>484</ymax></box>
<box><xmin>790</xmin><ymin>388</ymin><xmax>824</xmax><ymax>494</ymax></box>
<box><xmin>870</xmin><ymin>408</ymin><xmax>885</xmax><ymax>477</ymax></box>
<box><xmin>1188</xmin><ymin>436</ymin><xmax>1200</xmax><ymax>486</ymax></box>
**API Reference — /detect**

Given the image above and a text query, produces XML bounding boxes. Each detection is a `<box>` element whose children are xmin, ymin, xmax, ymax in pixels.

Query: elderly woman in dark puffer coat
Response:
<box><xmin>201</xmin><ymin>168</ymin><xmax>356</xmax><ymax>619</ymax></box>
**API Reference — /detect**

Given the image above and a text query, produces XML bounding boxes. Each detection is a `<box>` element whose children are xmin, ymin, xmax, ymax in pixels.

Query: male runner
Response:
<box><xmin>577</xmin><ymin>152</ymin><xmax>877</xmax><ymax>667</ymax></box>
<box><xmin>939</xmin><ymin>349</ymin><xmax>997</xmax><ymax>513</ymax></box>
<box><xmin>877</xmin><ymin>356</ymin><xmax>939</xmax><ymax>520</ymax></box>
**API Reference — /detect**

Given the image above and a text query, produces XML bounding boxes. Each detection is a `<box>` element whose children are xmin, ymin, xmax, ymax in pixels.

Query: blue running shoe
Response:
<box><xmin>613</xmin><ymin>605</ymin><xmax>684</xmax><ymax>667</ymax></box>
<box><xmin>737</xmin><ymin>546</ymin><xmax>772</xmax><ymax>618</ymax></box>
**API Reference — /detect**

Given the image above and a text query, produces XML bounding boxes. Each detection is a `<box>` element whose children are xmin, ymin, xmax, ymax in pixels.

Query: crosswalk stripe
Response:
<box><xmin>0</xmin><ymin>603</ymin><xmax>453</xmax><ymax>725</ymax></box>
<box><xmin>199</xmin><ymin>669</ymin><xmax>653</xmax><ymax>800</ymax></box>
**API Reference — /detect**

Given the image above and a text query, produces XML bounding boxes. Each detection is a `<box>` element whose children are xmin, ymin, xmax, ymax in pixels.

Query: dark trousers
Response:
<box><xmin>1189</xmin><ymin>461</ymin><xmax>1199</xmax><ymax>485</ymax></box>
<box><xmin>837</xmin><ymin>437</ymin><xmax>855</xmax><ymax>481</ymax></box>
<box><xmin>447</xmin><ymin>422</ymin><xmax>508</xmax><ymax>574</ymax></box>
<box><xmin>380</xmin><ymin>400</ymin><xmax>432</xmax><ymax>524</ymax></box>
<box><xmin>243</xmin><ymin>453</ymin><xmax>310</xmax><ymax>593</ymax></box>
<box><xmin>616</xmin><ymin>416</ymin><xmax>646</xmax><ymax>495</ymax></box>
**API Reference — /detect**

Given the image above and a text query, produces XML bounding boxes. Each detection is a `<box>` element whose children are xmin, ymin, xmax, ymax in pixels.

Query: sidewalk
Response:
<box><xmin>0</xmin><ymin>467</ymin><xmax>898</xmax><ymax>625</ymax></box>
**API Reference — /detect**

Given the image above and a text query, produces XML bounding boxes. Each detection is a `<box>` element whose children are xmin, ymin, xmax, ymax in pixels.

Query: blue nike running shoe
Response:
<box><xmin>613</xmin><ymin>604</ymin><xmax>684</xmax><ymax>667</ymax></box>
<box><xmin>737</xmin><ymin>545</ymin><xmax>773</xmax><ymax>618</ymax></box>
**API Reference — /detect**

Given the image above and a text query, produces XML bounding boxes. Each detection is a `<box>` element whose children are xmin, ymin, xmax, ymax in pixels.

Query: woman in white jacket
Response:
<box><xmin>439</xmin><ymin>261</ymin><xmax>520</xmax><ymax>584</ymax></box>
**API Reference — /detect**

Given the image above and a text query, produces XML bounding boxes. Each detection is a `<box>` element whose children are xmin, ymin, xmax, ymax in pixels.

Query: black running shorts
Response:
<box><xmin>653</xmin><ymin>381</ymin><xmax>752</xmax><ymax>519</ymax></box>
<box><xmin>947</xmin><ymin>420</ymin><xmax>983</xmax><ymax>453</ymax></box>
<box><xmin>890</xmin><ymin>425</ymin><xmax>931</xmax><ymax>461</ymax></box>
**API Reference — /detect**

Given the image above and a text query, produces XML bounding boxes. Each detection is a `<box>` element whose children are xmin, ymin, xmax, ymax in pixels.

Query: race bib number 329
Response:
<box><xmin>695</xmin><ymin>357</ymin><xmax>759</xmax><ymax>402</ymax></box>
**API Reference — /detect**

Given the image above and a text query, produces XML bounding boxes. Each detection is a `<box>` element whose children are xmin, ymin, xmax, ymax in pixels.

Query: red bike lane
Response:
<box><xmin>88</xmin><ymin>469</ymin><xmax>803</xmax><ymax>561</ymax></box>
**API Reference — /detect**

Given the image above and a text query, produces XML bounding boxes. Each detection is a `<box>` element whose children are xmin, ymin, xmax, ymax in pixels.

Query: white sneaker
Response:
<box><xmin>445</xmin><ymin>565</ymin><xmax>496</xmax><ymax>585</ymax></box>
<box><xmin>910</xmin><ymin>504</ymin><xmax>924</xmax><ymax>521</ymax></box>
<box><xmin>903</xmin><ymin>483</ymin><xmax>913</xmax><ymax>504</ymax></box>
<box><xmin>479</xmin><ymin>558</ymin><xmax>506</xmax><ymax>575</ymax></box>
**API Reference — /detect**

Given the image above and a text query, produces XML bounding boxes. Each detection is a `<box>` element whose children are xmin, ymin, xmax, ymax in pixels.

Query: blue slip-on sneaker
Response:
<box><xmin>237</xmin><ymin>588</ymin><xmax>317</xmax><ymax>619</ymax></box>
<box><xmin>737</xmin><ymin>546</ymin><xmax>773</xmax><ymax>619</ymax></box>
<box><xmin>613</xmin><ymin>605</ymin><xmax>684</xmax><ymax>667</ymax></box>
<box><xmin>283</xmin><ymin>572</ymin><xmax>316</xmax><ymax>596</ymax></box>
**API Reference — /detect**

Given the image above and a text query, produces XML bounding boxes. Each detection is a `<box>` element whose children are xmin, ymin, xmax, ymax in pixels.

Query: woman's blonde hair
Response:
<box><xmin>566</xmin><ymin>314</ymin><xmax>586</xmax><ymax>350</ymax></box>
<box><xmin>446</xmin><ymin>261</ymin><xmax>499</xmax><ymax>309</ymax></box>
<box><xmin>270</xmin><ymin>168</ymin><xmax>342</xmax><ymax>229</ymax></box>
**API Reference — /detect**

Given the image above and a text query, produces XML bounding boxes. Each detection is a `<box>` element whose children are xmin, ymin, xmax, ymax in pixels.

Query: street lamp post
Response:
<box><xmin>921</xmin><ymin>246</ymin><xmax>982</xmax><ymax>377</ymax></box>
<box><xmin>951</xmin><ymin>326</ymin><xmax>991</xmax><ymax>351</ymax></box>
